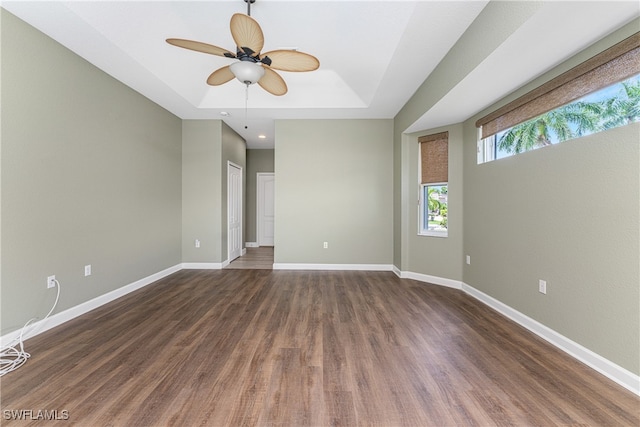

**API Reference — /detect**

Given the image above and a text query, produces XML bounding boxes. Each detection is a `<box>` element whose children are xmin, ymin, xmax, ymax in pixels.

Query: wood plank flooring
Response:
<box><xmin>225</xmin><ymin>247</ymin><xmax>274</xmax><ymax>270</ymax></box>
<box><xmin>1</xmin><ymin>270</ymin><xmax>638</xmax><ymax>426</ymax></box>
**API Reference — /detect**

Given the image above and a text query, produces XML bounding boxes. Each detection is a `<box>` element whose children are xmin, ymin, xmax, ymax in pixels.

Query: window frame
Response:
<box><xmin>418</xmin><ymin>131</ymin><xmax>449</xmax><ymax>238</ymax></box>
<box><xmin>476</xmin><ymin>32</ymin><xmax>639</xmax><ymax>164</ymax></box>
<box><xmin>477</xmin><ymin>73</ymin><xmax>640</xmax><ymax>164</ymax></box>
<box><xmin>476</xmin><ymin>32</ymin><xmax>639</xmax><ymax>140</ymax></box>
<box><xmin>418</xmin><ymin>182</ymin><xmax>448</xmax><ymax>237</ymax></box>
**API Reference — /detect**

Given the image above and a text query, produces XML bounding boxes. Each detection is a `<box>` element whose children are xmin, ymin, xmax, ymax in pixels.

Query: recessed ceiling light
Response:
<box><xmin>220</xmin><ymin>111</ymin><xmax>230</xmax><ymax>116</ymax></box>
<box><xmin>258</xmin><ymin>135</ymin><xmax>266</xmax><ymax>139</ymax></box>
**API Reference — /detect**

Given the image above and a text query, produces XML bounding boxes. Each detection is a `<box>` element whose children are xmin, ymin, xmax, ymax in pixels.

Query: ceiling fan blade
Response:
<box><xmin>259</xmin><ymin>67</ymin><xmax>287</xmax><ymax>96</ymax></box>
<box><xmin>166</xmin><ymin>38</ymin><xmax>234</xmax><ymax>57</ymax></box>
<box><xmin>261</xmin><ymin>50</ymin><xmax>320</xmax><ymax>72</ymax></box>
<box><xmin>230</xmin><ymin>13</ymin><xmax>264</xmax><ymax>55</ymax></box>
<box><xmin>207</xmin><ymin>65</ymin><xmax>235</xmax><ymax>86</ymax></box>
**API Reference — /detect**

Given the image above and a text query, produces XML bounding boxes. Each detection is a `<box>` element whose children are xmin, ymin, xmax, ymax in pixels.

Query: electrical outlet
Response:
<box><xmin>539</xmin><ymin>279</ymin><xmax>547</xmax><ymax>294</ymax></box>
<box><xmin>47</xmin><ymin>275</ymin><xmax>56</xmax><ymax>289</ymax></box>
<box><xmin>195</xmin><ymin>239</ymin><xmax>200</xmax><ymax>248</ymax></box>
<box><xmin>84</xmin><ymin>265</ymin><xmax>92</xmax><ymax>277</ymax></box>
<box><xmin>323</xmin><ymin>242</ymin><xmax>328</xmax><ymax>249</ymax></box>
<box><xmin>466</xmin><ymin>255</ymin><xmax>471</xmax><ymax>265</ymax></box>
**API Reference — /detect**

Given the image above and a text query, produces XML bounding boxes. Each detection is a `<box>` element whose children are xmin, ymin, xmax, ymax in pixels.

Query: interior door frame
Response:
<box><xmin>227</xmin><ymin>161</ymin><xmax>243</xmax><ymax>262</ymax></box>
<box><xmin>256</xmin><ymin>172</ymin><xmax>275</xmax><ymax>247</ymax></box>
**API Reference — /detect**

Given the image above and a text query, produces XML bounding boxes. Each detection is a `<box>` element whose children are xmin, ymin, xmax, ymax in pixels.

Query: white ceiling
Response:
<box><xmin>3</xmin><ymin>1</ymin><xmax>639</xmax><ymax>148</ymax></box>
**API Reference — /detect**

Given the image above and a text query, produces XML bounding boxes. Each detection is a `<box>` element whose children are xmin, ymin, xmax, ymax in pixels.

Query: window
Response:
<box><xmin>419</xmin><ymin>132</ymin><xmax>448</xmax><ymax>237</ymax></box>
<box><xmin>478</xmin><ymin>74</ymin><xmax>640</xmax><ymax>163</ymax></box>
<box><xmin>420</xmin><ymin>183</ymin><xmax>448</xmax><ymax>234</ymax></box>
<box><xmin>477</xmin><ymin>32</ymin><xmax>640</xmax><ymax>164</ymax></box>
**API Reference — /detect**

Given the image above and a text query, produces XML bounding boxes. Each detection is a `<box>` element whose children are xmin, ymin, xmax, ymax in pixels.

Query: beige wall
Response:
<box><xmin>245</xmin><ymin>149</ymin><xmax>275</xmax><ymax>244</ymax></box>
<box><xmin>274</xmin><ymin>119</ymin><xmax>393</xmax><ymax>265</ymax></box>
<box><xmin>1</xmin><ymin>10</ymin><xmax>182</xmax><ymax>331</ymax></box>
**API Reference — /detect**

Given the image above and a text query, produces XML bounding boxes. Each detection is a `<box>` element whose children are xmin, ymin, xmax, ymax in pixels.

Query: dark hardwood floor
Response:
<box><xmin>1</xmin><ymin>270</ymin><xmax>638</xmax><ymax>426</ymax></box>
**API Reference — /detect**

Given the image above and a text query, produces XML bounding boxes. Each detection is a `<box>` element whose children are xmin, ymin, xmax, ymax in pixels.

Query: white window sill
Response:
<box><xmin>418</xmin><ymin>231</ymin><xmax>448</xmax><ymax>238</ymax></box>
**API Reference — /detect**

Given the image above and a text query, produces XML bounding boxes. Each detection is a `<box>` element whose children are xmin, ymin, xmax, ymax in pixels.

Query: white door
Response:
<box><xmin>257</xmin><ymin>173</ymin><xmax>275</xmax><ymax>247</ymax></box>
<box><xmin>228</xmin><ymin>162</ymin><xmax>242</xmax><ymax>262</ymax></box>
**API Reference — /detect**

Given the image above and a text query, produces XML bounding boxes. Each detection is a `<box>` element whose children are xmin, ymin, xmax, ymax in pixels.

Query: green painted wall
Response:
<box><xmin>393</xmin><ymin>3</ymin><xmax>639</xmax><ymax>375</ymax></box>
<box><xmin>245</xmin><ymin>149</ymin><xmax>275</xmax><ymax>244</ymax></box>
<box><xmin>182</xmin><ymin>120</ymin><xmax>223</xmax><ymax>263</ymax></box>
<box><xmin>405</xmin><ymin>125</ymin><xmax>464</xmax><ymax>280</ymax></box>
<box><xmin>462</xmin><ymin>20</ymin><xmax>640</xmax><ymax>374</ymax></box>
<box><xmin>3</xmin><ymin>1</ymin><xmax>638</xmax><ymax>379</ymax></box>
<box><xmin>274</xmin><ymin>119</ymin><xmax>393</xmax><ymax>265</ymax></box>
<box><xmin>393</xmin><ymin>1</ymin><xmax>543</xmax><ymax>275</ymax></box>
<box><xmin>1</xmin><ymin>10</ymin><xmax>182</xmax><ymax>332</ymax></box>
<box><xmin>1</xmin><ymin>11</ymin><xmax>248</xmax><ymax>339</ymax></box>
<box><xmin>221</xmin><ymin>122</ymin><xmax>247</xmax><ymax>259</ymax></box>
<box><xmin>182</xmin><ymin>120</ymin><xmax>246</xmax><ymax>264</ymax></box>
<box><xmin>394</xmin><ymin>2</ymin><xmax>640</xmax><ymax>375</ymax></box>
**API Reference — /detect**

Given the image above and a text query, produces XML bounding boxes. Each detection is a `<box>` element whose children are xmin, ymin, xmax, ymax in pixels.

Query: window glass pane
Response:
<box><xmin>479</xmin><ymin>74</ymin><xmax>640</xmax><ymax>164</ymax></box>
<box><xmin>423</xmin><ymin>184</ymin><xmax>448</xmax><ymax>233</ymax></box>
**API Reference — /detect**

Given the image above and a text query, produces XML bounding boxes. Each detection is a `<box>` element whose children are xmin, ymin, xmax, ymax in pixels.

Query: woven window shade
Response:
<box><xmin>419</xmin><ymin>132</ymin><xmax>448</xmax><ymax>184</ymax></box>
<box><xmin>476</xmin><ymin>32</ymin><xmax>640</xmax><ymax>139</ymax></box>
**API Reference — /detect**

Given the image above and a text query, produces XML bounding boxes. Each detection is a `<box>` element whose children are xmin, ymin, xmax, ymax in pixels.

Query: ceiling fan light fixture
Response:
<box><xmin>230</xmin><ymin>61</ymin><xmax>265</xmax><ymax>85</ymax></box>
<box><xmin>167</xmin><ymin>7</ymin><xmax>318</xmax><ymax>96</ymax></box>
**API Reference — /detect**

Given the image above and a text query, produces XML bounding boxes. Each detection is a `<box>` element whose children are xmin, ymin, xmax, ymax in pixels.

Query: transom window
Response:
<box><xmin>479</xmin><ymin>74</ymin><xmax>640</xmax><ymax>163</ymax></box>
<box><xmin>477</xmin><ymin>33</ymin><xmax>639</xmax><ymax>164</ymax></box>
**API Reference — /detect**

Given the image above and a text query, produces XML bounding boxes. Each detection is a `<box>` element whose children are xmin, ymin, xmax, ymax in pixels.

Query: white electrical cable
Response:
<box><xmin>0</xmin><ymin>279</ymin><xmax>60</xmax><ymax>376</ymax></box>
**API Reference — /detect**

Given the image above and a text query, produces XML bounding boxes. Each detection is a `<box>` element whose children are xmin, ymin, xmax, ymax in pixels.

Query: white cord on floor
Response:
<box><xmin>0</xmin><ymin>279</ymin><xmax>61</xmax><ymax>376</ymax></box>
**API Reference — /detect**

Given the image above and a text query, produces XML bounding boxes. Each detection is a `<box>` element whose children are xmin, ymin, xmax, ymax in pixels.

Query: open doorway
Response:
<box><xmin>226</xmin><ymin>171</ymin><xmax>274</xmax><ymax>270</ymax></box>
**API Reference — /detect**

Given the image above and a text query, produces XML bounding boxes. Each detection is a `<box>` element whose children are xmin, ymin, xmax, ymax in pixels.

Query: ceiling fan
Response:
<box><xmin>166</xmin><ymin>0</ymin><xmax>319</xmax><ymax>96</ymax></box>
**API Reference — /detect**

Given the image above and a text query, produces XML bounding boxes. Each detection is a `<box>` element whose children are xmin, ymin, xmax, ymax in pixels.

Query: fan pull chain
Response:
<box><xmin>244</xmin><ymin>84</ymin><xmax>249</xmax><ymax>129</ymax></box>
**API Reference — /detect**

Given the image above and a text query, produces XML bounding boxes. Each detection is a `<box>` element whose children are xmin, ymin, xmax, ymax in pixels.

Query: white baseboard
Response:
<box><xmin>395</xmin><ymin>269</ymin><xmax>462</xmax><ymax>289</ymax></box>
<box><xmin>461</xmin><ymin>282</ymin><xmax>640</xmax><ymax>396</ymax></box>
<box><xmin>393</xmin><ymin>268</ymin><xmax>639</xmax><ymax>396</ymax></box>
<box><xmin>182</xmin><ymin>261</ymin><xmax>228</xmax><ymax>269</ymax></box>
<box><xmin>5</xmin><ymin>262</ymin><xmax>636</xmax><ymax>396</ymax></box>
<box><xmin>392</xmin><ymin>265</ymin><xmax>403</xmax><ymax>278</ymax></box>
<box><xmin>0</xmin><ymin>264</ymin><xmax>182</xmax><ymax>348</ymax></box>
<box><xmin>245</xmin><ymin>242</ymin><xmax>258</xmax><ymax>248</ymax></box>
<box><xmin>242</xmin><ymin>248</ymin><xmax>247</xmax><ymax>256</ymax></box>
<box><xmin>273</xmin><ymin>263</ymin><xmax>394</xmax><ymax>271</ymax></box>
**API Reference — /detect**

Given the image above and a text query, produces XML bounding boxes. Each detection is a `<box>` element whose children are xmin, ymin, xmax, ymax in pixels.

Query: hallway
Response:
<box><xmin>226</xmin><ymin>247</ymin><xmax>274</xmax><ymax>270</ymax></box>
